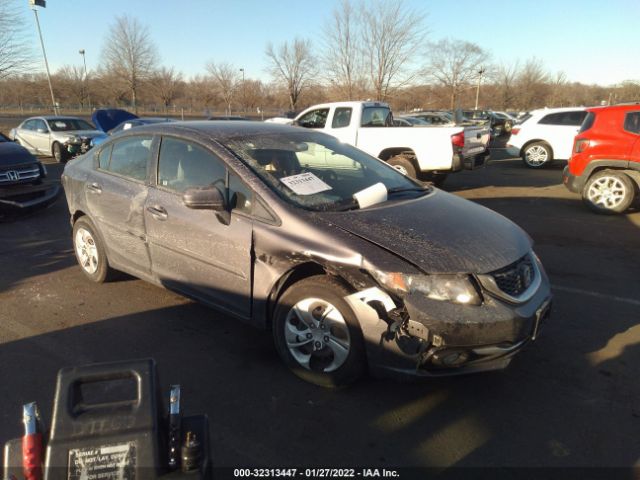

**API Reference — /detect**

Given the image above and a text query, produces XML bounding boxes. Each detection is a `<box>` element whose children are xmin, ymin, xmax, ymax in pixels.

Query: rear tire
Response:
<box><xmin>388</xmin><ymin>155</ymin><xmax>417</xmax><ymax>179</ymax></box>
<box><xmin>272</xmin><ymin>275</ymin><xmax>367</xmax><ymax>388</ymax></box>
<box><xmin>582</xmin><ymin>169</ymin><xmax>636</xmax><ymax>214</ymax></box>
<box><xmin>522</xmin><ymin>141</ymin><xmax>552</xmax><ymax>168</ymax></box>
<box><xmin>72</xmin><ymin>216</ymin><xmax>115</xmax><ymax>283</ymax></box>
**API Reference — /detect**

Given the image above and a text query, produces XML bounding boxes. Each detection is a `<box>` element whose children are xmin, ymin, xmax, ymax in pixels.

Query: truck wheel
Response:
<box><xmin>272</xmin><ymin>275</ymin><xmax>366</xmax><ymax>388</ymax></box>
<box><xmin>388</xmin><ymin>155</ymin><xmax>417</xmax><ymax>179</ymax></box>
<box><xmin>52</xmin><ymin>142</ymin><xmax>67</xmax><ymax>163</ymax></box>
<box><xmin>522</xmin><ymin>142</ymin><xmax>552</xmax><ymax>168</ymax></box>
<box><xmin>582</xmin><ymin>170</ymin><xmax>636</xmax><ymax>214</ymax></box>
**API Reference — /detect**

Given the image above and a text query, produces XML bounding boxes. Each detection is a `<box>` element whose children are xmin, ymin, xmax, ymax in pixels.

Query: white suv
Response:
<box><xmin>507</xmin><ymin>107</ymin><xmax>588</xmax><ymax>168</ymax></box>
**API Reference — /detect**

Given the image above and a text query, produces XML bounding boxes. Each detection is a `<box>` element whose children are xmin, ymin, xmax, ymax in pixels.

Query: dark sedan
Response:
<box><xmin>0</xmin><ymin>132</ymin><xmax>60</xmax><ymax>217</ymax></box>
<box><xmin>61</xmin><ymin>122</ymin><xmax>551</xmax><ymax>386</ymax></box>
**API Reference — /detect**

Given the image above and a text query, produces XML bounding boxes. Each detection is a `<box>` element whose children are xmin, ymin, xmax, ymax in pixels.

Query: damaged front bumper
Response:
<box><xmin>344</xmin><ymin>278</ymin><xmax>552</xmax><ymax>379</ymax></box>
<box><xmin>0</xmin><ymin>181</ymin><xmax>61</xmax><ymax>215</ymax></box>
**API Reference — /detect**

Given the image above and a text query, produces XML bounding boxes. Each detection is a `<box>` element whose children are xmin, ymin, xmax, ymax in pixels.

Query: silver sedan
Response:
<box><xmin>10</xmin><ymin>116</ymin><xmax>106</xmax><ymax>162</ymax></box>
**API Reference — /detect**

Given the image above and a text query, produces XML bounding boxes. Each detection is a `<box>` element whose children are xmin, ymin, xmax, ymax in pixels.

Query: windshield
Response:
<box><xmin>47</xmin><ymin>118</ymin><xmax>95</xmax><ymax>132</ymax></box>
<box><xmin>222</xmin><ymin>131</ymin><xmax>426</xmax><ymax>212</ymax></box>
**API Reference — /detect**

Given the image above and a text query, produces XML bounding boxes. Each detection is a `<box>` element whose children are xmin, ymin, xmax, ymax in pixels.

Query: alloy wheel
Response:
<box><xmin>75</xmin><ymin>227</ymin><xmax>99</xmax><ymax>274</ymax></box>
<box><xmin>586</xmin><ymin>176</ymin><xmax>627</xmax><ymax>210</ymax></box>
<box><xmin>284</xmin><ymin>297</ymin><xmax>351</xmax><ymax>373</ymax></box>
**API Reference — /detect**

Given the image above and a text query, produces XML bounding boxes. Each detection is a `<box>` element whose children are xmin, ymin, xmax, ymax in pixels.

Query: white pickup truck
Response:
<box><xmin>270</xmin><ymin>101</ymin><xmax>490</xmax><ymax>184</ymax></box>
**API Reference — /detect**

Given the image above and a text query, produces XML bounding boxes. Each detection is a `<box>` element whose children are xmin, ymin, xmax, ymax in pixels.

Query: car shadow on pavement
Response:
<box><xmin>1</xmin><ymin>268</ymin><xmax>639</xmax><ymax>470</ymax></box>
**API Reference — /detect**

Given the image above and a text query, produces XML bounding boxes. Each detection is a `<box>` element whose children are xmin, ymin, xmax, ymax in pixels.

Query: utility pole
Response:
<box><xmin>29</xmin><ymin>0</ymin><xmax>58</xmax><ymax>115</ymax></box>
<box><xmin>475</xmin><ymin>66</ymin><xmax>486</xmax><ymax>110</ymax></box>
<box><xmin>79</xmin><ymin>49</ymin><xmax>91</xmax><ymax>111</ymax></box>
<box><xmin>239</xmin><ymin>68</ymin><xmax>245</xmax><ymax>113</ymax></box>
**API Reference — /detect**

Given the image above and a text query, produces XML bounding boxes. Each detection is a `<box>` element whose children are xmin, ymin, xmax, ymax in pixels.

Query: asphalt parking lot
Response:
<box><xmin>1</xmin><ymin>146</ymin><xmax>639</xmax><ymax>473</ymax></box>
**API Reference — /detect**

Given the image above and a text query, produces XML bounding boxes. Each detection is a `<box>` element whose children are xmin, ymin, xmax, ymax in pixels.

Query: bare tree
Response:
<box><xmin>360</xmin><ymin>0</ymin><xmax>426</xmax><ymax>101</ymax></box>
<box><xmin>151</xmin><ymin>66</ymin><xmax>183</xmax><ymax>112</ymax></box>
<box><xmin>102</xmin><ymin>15</ymin><xmax>158</xmax><ymax>113</ymax></box>
<box><xmin>0</xmin><ymin>0</ymin><xmax>33</xmax><ymax>79</ymax></box>
<box><xmin>425</xmin><ymin>38</ymin><xmax>489</xmax><ymax>109</ymax></box>
<box><xmin>323</xmin><ymin>0</ymin><xmax>363</xmax><ymax>100</ymax></box>
<box><xmin>55</xmin><ymin>65</ymin><xmax>87</xmax><ymax>108</ymax></box>
<box><xmin>495</xmin><ymin>61</ymin><xmax>520</xmax><ymax>110</ymax></box>
<box><xmin>265</xmin><ymin>38</ymin><xmax>316</xmax><ymax>111</ymax></box>
<box><xmin>206</xmin><ymin>62</ymin><xmax>240</xmax><ymax>115</ymax></box>
<box><xmin>515</xmin><ymin>57</ymin><xmax>549</xmax><ymax>110</ymax></box>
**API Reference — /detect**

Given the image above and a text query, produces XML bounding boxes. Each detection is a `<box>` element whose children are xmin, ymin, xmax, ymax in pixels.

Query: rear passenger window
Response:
<box><xmin>539</xmin><ymin>111</ymin><xmax>586</xmax><ymax>126</ymax></box>
<box><xmin>624</xmin><ymin>112</ymin><xmax>640</xmax><ymax>134</ymax></box>
<box><xmin>331</xmin><ymin>108</ymin><xmax>352</xmax><ymax>128</ymax></box>
<box><xmin>99</xmin><ymin>136</ymin><xmax>152</xmax><ymax>181</ymax></box>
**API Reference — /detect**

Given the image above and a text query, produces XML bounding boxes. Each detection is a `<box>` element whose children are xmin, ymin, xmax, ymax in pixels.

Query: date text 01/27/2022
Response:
<box><xmin>232</xmin><ymin>468</ymin><xmax>400</xmax><ymax>478</ymax></box>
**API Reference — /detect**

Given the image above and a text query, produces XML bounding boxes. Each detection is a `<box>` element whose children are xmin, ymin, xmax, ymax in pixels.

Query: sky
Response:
<box><xmin>14</xmin><ymin>0</ymin><xmax>640</xmax><ymax>87</ymax></box>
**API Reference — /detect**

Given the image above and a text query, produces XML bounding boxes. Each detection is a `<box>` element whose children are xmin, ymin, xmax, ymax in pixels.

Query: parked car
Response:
<box><xmin>9</xmin><ymin>116</ymin><xmax>104</xmax><ymax>162</ymax></box>
<box><xmin>463</xmin><ymin>110</ymin><xmax>513</xmax><ymax>135</ymax></box>
<box><xmin>90</xmin><ymin>109</ymin><xmax>175</xmax><ymax>148</ymax></box>
<box><xmin>563</xmin><ymin>104</ymin><xmax>640</xmax><ymax>214</ymax></box>
<box><xmin>291</xmin><ymin>101</ymin><xmax>490</xmax><ymax>185</ymax></box>
<box><xmin>394</xmin><ymin>116</ymin><xmax>430</xmax><ymax>126</ymax></box>
<box><xmin>507</xmin><ymin>107</ymin><xmax>588</xmax><ymax>168</ymax></box>
<box><xmin>0</xmin><ymin>131</ymin><xmax>60</xmax><ymax>217</ymax></box>
<box><xmin>62</xmin><ymin>121</ymin><xmax>552</xmax><ymax>387</ymax></box>
<box><xmin>404</xmin><ymin>112</ymin><xmax>455</xmax><ymax>126</ymax></box>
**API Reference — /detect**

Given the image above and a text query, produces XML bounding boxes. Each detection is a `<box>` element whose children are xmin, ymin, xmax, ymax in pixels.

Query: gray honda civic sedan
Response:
<box><xmin>62</xmin><ymin>121</ymin><xmax>551</xmax><ymax>387</ymax></box>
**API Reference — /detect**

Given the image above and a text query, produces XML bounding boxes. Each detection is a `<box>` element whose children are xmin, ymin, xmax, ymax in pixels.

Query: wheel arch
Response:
<box><xmin>264</xmin><ymin>262</ymin><xmax>360</xmax><ymax>331</ymax></box>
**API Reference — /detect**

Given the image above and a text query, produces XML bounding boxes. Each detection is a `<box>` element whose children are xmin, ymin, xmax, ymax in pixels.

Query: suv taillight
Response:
<box><xmin>510</xmin><ymin>127</ymin><xmax>520</xmax><ymax>135</ymax></box>
<box><xmin>575</xmin><ymin>139</ymin><xmax>590</xmax><ymax>153</ymax></box>
<box><xmin>451</xmin><ymin>132</ymin><xmax>465</xmax><ymax>149</ymax></box>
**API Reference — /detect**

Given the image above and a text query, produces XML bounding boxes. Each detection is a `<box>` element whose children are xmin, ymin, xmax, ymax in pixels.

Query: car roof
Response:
<box><xmin>528</xmin><ymin>107</ymin><xmax>587</xmax><ymax>116</ymax></box>
<box><xmin>36</xmin><ymin>116</ymin><xmax>86</xmax><ymax>121</ymax></box>
<box><xmin>587</xmin><ymin>103</ymin><xmax>640</xmax><ymax>113</ymax></box>
<box><xmin>116</xmin><ymin>120</ymin><xmax>306</xmax><ymax>141</ymax></box>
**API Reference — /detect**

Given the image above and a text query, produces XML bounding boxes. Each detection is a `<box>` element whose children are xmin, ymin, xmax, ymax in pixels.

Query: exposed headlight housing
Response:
<box><xmin>66</xmin><ymin>136</ymin><xmax>82</xmax><ymax>144</ymax></box>
<box><xmin>372</xmin><ymin>271</ymin><xmax>482</xmax><ymax>306</ymax></box>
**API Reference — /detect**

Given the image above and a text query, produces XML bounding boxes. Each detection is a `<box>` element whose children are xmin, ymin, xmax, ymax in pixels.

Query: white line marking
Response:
<box><xmin>554</xmin><ymin>285</ymin><xmax>640</xmax><ymax>307</ymax></box>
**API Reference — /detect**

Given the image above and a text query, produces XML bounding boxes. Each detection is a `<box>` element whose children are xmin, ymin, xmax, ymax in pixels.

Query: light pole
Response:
<box><xmin>474</xmin><ymin>66</ymin><xmax>486</xmax><ymax>110</ymax></box>
<box><xmin>29</xmin><ymin>0</ymin><xmax>58</xmax><ymax>115</ymax></box>
<box><xmin>239</xmin><ymin>68</ymin><xmax>245</xmax><ymax>113</ymax></box>
<box><xmin>79</xmin><ymin>49</ymin><xmax>91</xmax><ymax>111</ymax></box>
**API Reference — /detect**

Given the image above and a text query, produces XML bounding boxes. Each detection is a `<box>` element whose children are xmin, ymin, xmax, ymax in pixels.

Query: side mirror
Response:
<box><xmin>182</xmin><ymin>186</ymin><xmax>225</xmax><ymax>211</ymax></box>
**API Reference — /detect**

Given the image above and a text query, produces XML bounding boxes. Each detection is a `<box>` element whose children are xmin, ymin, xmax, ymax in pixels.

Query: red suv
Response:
<box><xmin>563</xmin><ymin>104</ymin><xmax>640</xmax><ymax>214</ymax></box>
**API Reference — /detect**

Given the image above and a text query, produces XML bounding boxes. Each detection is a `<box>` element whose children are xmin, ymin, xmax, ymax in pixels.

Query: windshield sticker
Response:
<box><xmin>279</xmin><ymin>172</ymin><xmax>332</xmax><ymax>195</ymax></box>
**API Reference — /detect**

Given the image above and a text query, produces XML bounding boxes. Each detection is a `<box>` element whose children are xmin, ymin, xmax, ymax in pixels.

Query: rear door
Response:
<box><xmin>32</xmin><ymin>118</ymin><xmax>52</xmax><ymax>154</ymax></box>
<box><xmin>538</xmin><ymin>111</ymin><xmax>587</xmax><ymax>159</ymax></box>
<box><xmin>85</xmin><ymin>135</ymin><xmax>154</xmax><ymax>275</ymax></box>
<box><xmin>144</xmin><ymin>136</ymin><xmax>253</xmax><ymax>319</ymax></box>
<box><xmin>624</xmin><ymin>111</ymin><xmax>640</xmax><ymax>160</ymax></box>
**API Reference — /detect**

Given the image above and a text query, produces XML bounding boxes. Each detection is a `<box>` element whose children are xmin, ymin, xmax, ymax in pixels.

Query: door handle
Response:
<box><xmin>146</xmin><ymin>205</ymin><xmax>168</xmax><ymax>220</ymax></box>
<box><xmin>86</xmin><ymin>182</ymin><xmax>102</xmax><ymax>194</ymax></box>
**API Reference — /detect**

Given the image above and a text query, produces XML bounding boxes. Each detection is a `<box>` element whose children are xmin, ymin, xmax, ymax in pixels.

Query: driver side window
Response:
<box><xmin>157</xmin><ymin>137</ymin><xmax>226</xmax><ymax>193</ymax></box>
<box><xmin>297</xmin><ymin>109</ymin><xmax>329</xmax><ymax>129</ymax></box>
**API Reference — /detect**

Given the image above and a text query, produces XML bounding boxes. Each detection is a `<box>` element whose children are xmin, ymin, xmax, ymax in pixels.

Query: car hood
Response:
<box><xmin>316</xmin><ymin>190</ymin><xmax>532</xmax><ymax>274</ymax></box>
<box><xmin>53</xmin><ymin>130</ymin><xmax>104</xmax><ymax>139</ymax></box>
<box><xmin>92</xmin><ymin>109</ymin><xmax>138</xmax><ymax>132</ymax></box>
<box><xmin>0</xmin><ymin>142</ymin><xmax>38</xmax><ymax>166</ymax></box>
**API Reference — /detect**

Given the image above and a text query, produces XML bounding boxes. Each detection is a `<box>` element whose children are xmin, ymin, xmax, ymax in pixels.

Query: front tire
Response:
<box><xmin>582</xmin><ymin>169</ymin><xmax>636</xmax><ymax>214</ymax></box>
<box><xmin>388</xmin><ymin>155</ymin><xmax>417</xmax><ymax>179</ymax></box>
<box><xmin>52</xmin><ymin>142</ymin><xmax>67</xmax><ymax>163</ymax></box>
<box><xmin>522</xmin><ymin>141</ymin><xmax>552</xmax><ymax>168</ymax></box>
<box><xmin>72</xmin><ymin>217</ymin><xmax>114</xmax><ymax>283</ymax></box>
<box><xmin>272</xmin><ymin>275</ymin><xmax>366</xmax><ymax>387</ymax></box>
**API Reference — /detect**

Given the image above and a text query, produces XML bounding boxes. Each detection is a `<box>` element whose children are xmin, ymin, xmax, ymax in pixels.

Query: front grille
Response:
<box><xmin>491</xmin><ymin>254</ymin><xmax>536</xmax><ymax>297</ymax></box>
<box><xmin>0</xmin><ymin>164</ymin><xmax>40</xmax><ymax>184</ymax></box>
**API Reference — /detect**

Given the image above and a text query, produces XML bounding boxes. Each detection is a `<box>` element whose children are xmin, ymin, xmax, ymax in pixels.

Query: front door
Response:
<box><xmin>144</xmin><ymin>136</ymin><xmax>253</xmax><ymax>319</ymax></box>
